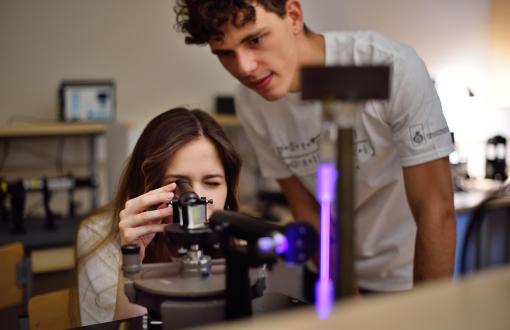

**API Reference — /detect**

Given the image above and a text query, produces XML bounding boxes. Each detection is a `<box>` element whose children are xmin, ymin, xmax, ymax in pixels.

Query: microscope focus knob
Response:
<box><xmin>121</xmin><ymin>244</ymin><xmax>141</xmax><ymax>275</ymax></box>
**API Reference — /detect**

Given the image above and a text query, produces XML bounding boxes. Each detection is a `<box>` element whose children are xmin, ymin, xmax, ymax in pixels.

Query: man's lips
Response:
<box><xmin>248</xmin><ymin>73</ymin><xmax>273</xmax><ymax>90</ymax></box>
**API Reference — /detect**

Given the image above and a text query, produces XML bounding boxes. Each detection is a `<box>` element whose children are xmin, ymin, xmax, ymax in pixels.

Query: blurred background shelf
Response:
<box><xmin>0</xmin><ymin>122</ymin><xmax>107</xmax><ymax>138</ymax></box>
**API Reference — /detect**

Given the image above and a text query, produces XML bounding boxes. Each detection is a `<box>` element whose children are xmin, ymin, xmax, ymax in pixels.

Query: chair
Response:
<box><xmin>0</xmin><ymin>241</ymin><xmax>32</xmax><ymax>329</ymax></box>
<box><xmin>0</xmin><ymin>242</ymin><xmax>24</xmax><ymax>309</ymax></box>
<box><xmin>460</xmin><ymin>184</ymin><xmax>510</xmax><ymax>276</ymax></box>
<box><xmin>28</xmin><ymin>289</ymin><xmax>71</xmax><ymax>330</ymax></box>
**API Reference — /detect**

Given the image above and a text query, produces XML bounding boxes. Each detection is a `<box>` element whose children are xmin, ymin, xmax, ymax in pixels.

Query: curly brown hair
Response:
<box><xmin>174</xmin><ymin>0</ymin><xmax>288</xmax><ymax>45</ymax></box>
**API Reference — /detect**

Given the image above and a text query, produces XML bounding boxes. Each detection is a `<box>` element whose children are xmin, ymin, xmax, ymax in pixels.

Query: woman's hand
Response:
<box><xmin>119</xmin><ymin>183</ymin><xmax>176</xmax><ymax>261</ymax></box>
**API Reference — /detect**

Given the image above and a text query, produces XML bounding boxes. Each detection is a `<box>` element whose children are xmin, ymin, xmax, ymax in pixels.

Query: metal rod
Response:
<box><xmin>335</xmin><ymin>127</ymin><xmax>356</xmax><ymax>298</ymax></box>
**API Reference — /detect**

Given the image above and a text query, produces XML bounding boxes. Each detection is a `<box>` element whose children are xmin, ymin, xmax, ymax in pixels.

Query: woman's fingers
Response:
<box><xmin>123</xmin><ymin>191</ymin><xmax>174</xmax><ymax>215</ymax></box>
<box><xmin>118</xmin><ymin>183</ymin><xmax>177</xmax><ymax>246</ymax></box>
<box><xmin>121</xmin><ymin>182</ymin><xmax>176</xmax><ymax>214</ymax></box>
<box><xmin>121</xmin><ymin>223</ymin><xmax>168</xmax><ymax>245</ymax></box>
<box><xmin>120</xmin><ymin>206</ymin><xmax>172</xmax><ymax>230</ymax></box>
<box><xmin>148</xmin><ymin>182</ymin><xmax>176</xmax><ymax>195</ymax></box>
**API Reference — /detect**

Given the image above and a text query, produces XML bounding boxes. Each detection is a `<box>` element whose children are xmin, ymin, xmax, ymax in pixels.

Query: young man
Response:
<box><xmin>175</xmin><ymin>0</ymin><xmax>456</xmax><ymax>293</ymax></box>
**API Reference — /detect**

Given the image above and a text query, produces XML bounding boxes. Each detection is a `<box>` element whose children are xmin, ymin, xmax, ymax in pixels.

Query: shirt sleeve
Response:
<box><xmin>386</xmin><ymin>47</ymin><xmax>454</xmax><ymax>167</ymax></box>
<box><xmin>77</xmin><ymin>217</ymin><xmax>119</xmax><ymax>326</ymax></box>
<box><xmin>234</xmin><ymin>87</ymin><xmax>293</xmax><ymax>179</ymax></box>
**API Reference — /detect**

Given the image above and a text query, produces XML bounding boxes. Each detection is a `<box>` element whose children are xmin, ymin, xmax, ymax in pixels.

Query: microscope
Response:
<box><xmin>121</xmin><ymin>179</ymin><xmax>317</xmax><ymax>329</ymax></box>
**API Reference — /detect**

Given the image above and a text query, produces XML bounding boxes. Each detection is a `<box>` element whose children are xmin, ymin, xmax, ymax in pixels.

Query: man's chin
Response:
<box><xmin>256</xmin><ymin>88</ymin><xmax>286</xmax><ymax>102</ymax></box>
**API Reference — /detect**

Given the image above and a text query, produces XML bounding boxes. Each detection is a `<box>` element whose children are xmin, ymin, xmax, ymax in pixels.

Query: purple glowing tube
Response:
<box><xmin>315</xmin><ymin>162</ymin><xmax>337</xmax><ymax>319</ymax></box>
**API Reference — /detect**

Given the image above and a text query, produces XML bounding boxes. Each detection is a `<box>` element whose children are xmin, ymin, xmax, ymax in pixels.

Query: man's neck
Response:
<box><xmin>297</xmin><ymin>31</ymin><xmax>326</xmax><ymax>67</ymax></box>
<box><xmin>289</xmin><ymin>31</ymin><xmax>326</xmax><ymax>93</ymax></box>
<box><xmin>288</xmin><ymin>31</ymin><xmax>325</xmax><ymax>93</ymax></box>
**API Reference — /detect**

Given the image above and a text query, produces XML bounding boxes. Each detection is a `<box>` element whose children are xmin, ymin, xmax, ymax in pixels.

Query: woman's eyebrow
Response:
<box><xmin>203</xmin><ymin>174</ymin><xmax>225</xmax><ymax>180</ymax></box>
<box><xmin>165</xmin><ymin>174</ymin><xmax>225</xmax><ymax>180</ymax></box>
<box><xmin>164</xmin><ymin>174</ymin><xmax>190</xmax><ymax>181</ymax></box>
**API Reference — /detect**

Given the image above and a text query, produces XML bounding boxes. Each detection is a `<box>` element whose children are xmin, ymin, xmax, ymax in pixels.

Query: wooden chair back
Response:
<box><xmin>0</xmin><ymin>242</ymin><xmax>24</xmax><ymax>309</ymax></box>
<box><xmin>28</xmin><ymin>289</ymin><xmax>71</xmax><ymax>330</ymax></box>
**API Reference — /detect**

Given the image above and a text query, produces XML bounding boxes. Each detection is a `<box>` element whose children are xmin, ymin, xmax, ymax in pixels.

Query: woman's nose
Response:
<box><xmin>191</xmin><ymin>183</ymin><xmax>204</xmax><ymax>198</ymax></box>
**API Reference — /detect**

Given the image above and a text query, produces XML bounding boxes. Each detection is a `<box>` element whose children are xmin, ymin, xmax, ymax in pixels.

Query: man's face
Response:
<box><xmin>208</xmin><ymin>4</ymin><xmax>300</xmax><ymax>101</ymax></box>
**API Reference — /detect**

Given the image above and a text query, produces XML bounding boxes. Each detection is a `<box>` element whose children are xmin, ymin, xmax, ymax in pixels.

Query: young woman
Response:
<box><xmin>74</xmin><ymin>107</ymin><xmax>241</xmax><ymax>326</ymax></box>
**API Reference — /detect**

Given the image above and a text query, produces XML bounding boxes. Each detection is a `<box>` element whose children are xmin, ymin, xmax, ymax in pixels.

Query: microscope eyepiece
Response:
<box><xmin>175</xmin><ymin>179</ymin><xmax>199</xmax><ymax>205</ymax></box>
<box><xmin>170</xmin><ymin>179</ymin><xmax>210</xmax><ymax>230</ymax></box>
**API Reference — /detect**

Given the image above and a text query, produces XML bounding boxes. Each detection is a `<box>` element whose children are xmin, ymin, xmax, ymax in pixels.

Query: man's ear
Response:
<box><xmin>286</xmin><ymin>0</ymin><xmax>305</xmax><ymax>35</ymax></box>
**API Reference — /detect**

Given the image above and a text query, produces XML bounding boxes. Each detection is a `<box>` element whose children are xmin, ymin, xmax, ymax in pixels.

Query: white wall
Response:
<box><xmin>0</xmin><ymin>0</ymin><xmax>237</xmax><ymax>125</ymax></box>
<box><xmin>302</xmin><ymin>0</ymin><xmax>491</xmax><ymax>77</ymax></box>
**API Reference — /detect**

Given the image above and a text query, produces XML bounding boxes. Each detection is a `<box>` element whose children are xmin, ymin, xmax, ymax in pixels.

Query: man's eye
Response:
<box><xmin>249</xmin><ymin>35</ymin><xmax>264</xmax><ymax>45</ymax></box>
<box><xmin>216</xmin><ymin>51</ymin><xmax>233</xmax><ymax>58</ymax></box>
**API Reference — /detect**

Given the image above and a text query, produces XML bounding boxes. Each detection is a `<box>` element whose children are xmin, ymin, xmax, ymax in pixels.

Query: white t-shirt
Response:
<box><xmin>235</xmin><ymin>31</ymin><xmax>454</xmax><ymax>291</ymax></box>
<box><xmin>76</xmin><ymin>213</ymin><xmax>120</xmax><ymax>326</ymax></box>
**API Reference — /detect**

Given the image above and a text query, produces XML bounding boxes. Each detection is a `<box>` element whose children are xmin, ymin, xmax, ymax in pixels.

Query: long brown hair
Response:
<box><xmin>71</xmin><ymin>107</ymin><xmax>241</xmax><ymax>325</ymax></box>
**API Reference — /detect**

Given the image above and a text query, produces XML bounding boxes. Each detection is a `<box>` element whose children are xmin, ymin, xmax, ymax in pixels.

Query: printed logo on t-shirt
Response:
<box><xmin>276</xmin><ymin>134</ymin><xmax>321</xmax><ymax>176</ymax></box>
<box><xmin>409</xmin><ymin>124</ymin><xmax>427</xmax><ymax>147</ymax></box>
<box><xmin>355</xmin><ymin>140</ymin><xmax>375</xmax><ymax>162</ymax></box>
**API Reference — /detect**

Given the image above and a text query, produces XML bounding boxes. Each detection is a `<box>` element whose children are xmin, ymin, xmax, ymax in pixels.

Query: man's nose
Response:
<box><xmin>236</xmin><ymin>51</ymin><xmax>257</xmax><ymax>76</ymax></box>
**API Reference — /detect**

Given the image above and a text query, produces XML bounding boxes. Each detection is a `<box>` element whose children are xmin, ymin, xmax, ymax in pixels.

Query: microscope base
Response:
<box><xmin>154</xmin><ymin>292</ymin><xmax>305</xmax><ymax>330</ymax></box>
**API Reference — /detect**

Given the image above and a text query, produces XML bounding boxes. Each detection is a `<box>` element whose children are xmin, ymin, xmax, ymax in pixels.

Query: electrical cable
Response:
<box><xmin>56</xmin><ymin>137</ymin><xmax>66</xmax><ymax>176</ymax></box>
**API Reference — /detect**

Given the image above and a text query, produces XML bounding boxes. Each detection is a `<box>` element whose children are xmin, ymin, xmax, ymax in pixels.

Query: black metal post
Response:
<box><xmin>335</xmin><ymin>128</ymin><xmax>356</xmax><ymax>298</ymax></box>
<box><xmin>224</xmin><ymin>227</ymin><xmax>252</xmax><ymax>320</ymax></box>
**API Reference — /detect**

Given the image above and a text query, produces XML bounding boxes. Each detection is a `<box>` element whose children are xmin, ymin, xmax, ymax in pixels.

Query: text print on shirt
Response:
<box><xmin>275</xmin><ymin>126</ymin><xmax>377</xmax><ymax>175</ymax></box>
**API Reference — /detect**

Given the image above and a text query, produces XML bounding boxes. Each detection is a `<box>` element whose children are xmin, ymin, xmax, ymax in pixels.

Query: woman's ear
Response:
<box><xmin>286</xmin><ymin>0</ymin><xmax>305</xmax><ymax>35</ymax></box>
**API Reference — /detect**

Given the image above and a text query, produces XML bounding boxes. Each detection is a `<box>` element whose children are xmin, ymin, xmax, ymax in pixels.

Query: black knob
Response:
<box><xmin>121</xmin><ymin>244</ymin><xmax>140</xmax><ymax>255</ymax></box>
